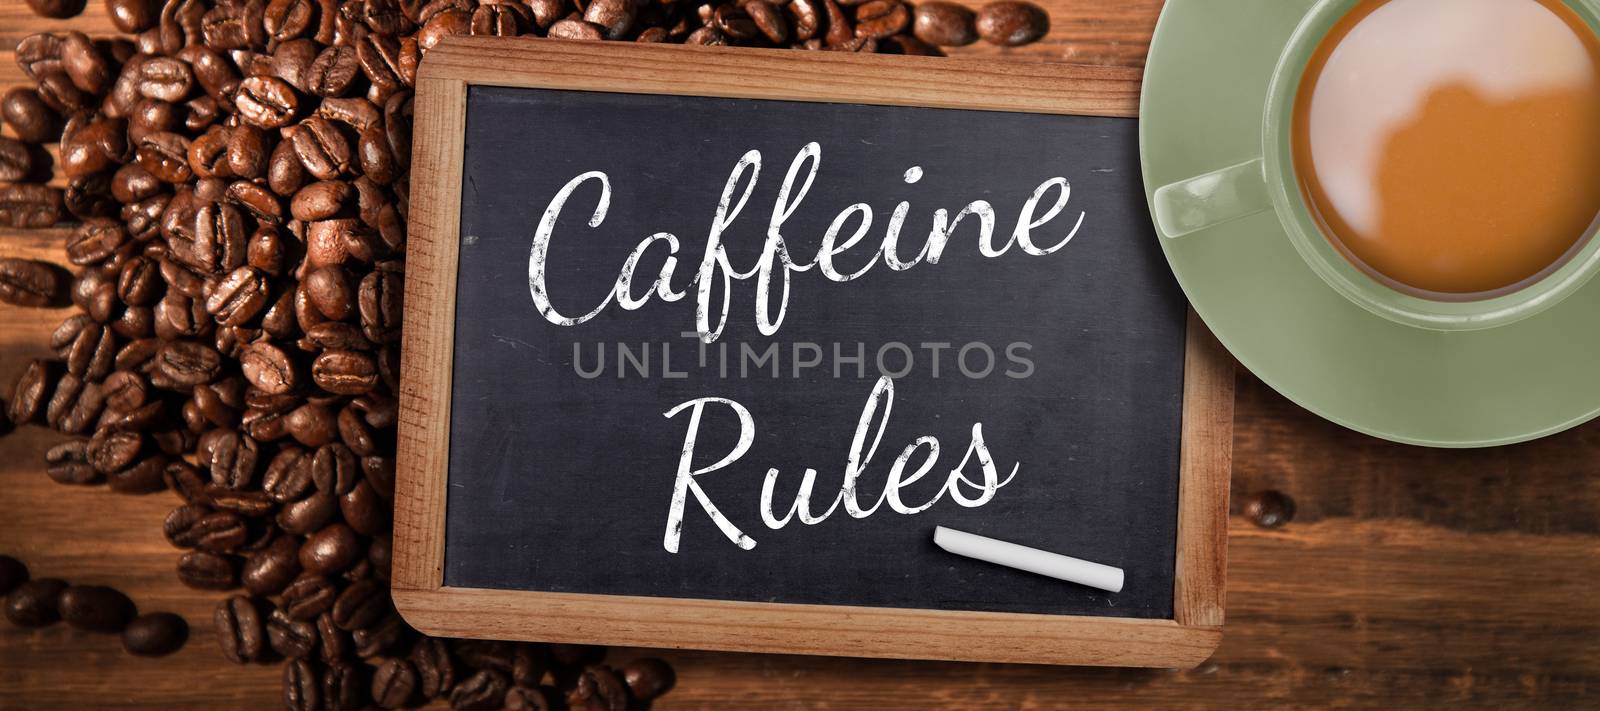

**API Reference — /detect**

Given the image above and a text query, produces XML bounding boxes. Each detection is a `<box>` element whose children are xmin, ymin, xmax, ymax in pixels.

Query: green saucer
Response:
<box><xmin>1139</xmin><ymin>0</ymin><xmax>1600</xmax><ymax>447</ymax></box>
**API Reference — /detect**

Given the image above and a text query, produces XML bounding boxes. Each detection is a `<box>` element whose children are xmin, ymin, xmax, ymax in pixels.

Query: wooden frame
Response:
<box><xmin>393</xmin><ymin>37</ymin><xmax>1234</xmax><ymax>668</ymax></box>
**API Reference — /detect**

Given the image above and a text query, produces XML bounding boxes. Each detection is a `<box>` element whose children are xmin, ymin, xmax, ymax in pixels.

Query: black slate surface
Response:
<box><xmin>442</xmin><ymin>85</ymin><xmax>1187</xmax><ymax>619</ymax></box>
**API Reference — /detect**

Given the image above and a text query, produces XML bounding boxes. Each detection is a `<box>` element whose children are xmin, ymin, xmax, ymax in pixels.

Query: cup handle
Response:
<box><xmin>1151</xmin><ymin>158</ymin><xmax>1272</xmax><ymax>239</ymax></box>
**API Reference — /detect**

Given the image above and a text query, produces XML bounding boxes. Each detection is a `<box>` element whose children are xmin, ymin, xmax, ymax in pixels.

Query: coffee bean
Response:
<box><xmin>454</xmin><ymin>639</ymin><xmax>517</xmax><ymax>673</ymax></box>
<box><xmin>714</xmin><ymin>4</ymin><xmax>759</xmax><ymax>39</ymax></box>
<box><xmin>549</xmin><ymin>643</ymin><xmax>605</xmax><ymax>667</ymax></box>
<box><xmin>100</xmin><ymin>372</ymin><xmax>147</xmax><ymax>417</ymax></box>
<box><xmin>201</xmin><ymin>429</ymin><xmax>261</xmax><ymax>489</ymax></box>
<box><xmin>741</xmin><ymin>1</ymin><xmax>788</xmax><ymax>43</ymax></box>
<box><xmin>203</xmin><ymin>1</ymin><xmax>263</xmax><ymax>49</ymax></box>
<box><xmin>366</xmin><ymin>535</ymin><xmax>391</xmax><ymax>583</ymax></box>
<box><xmin>0</xmin><ymin>257</ymin><xmax>64</xmax><ymax>307</ymax></box>
<box><xmin>331</xmin><ymin>578</ymin><xmax>388</xmax><ymax>631</ymax></box>
<box><xmin>164</xmin><ymin>504</ymin><xmax>249</xmax><ymax>551</ymax></box>
<box><xmin>194</xmin><ymin>202</ymin><xmax>249</xmax><ymax>273</ymax></box>
<box><xmin>415</xmin><ymin>9</ymin><xmax>471</xmax><ymax>51</ymax></box>
<box><xmin>206</xmin><ymin>266</ymin><xmax>271</xmax><ymax>327</ymax></box>
<box><xmin>304</xmin><ymin>264</ymin><xmax>355</xmax><ymax>321</ymax></box>
<box><xmin>358</xmin><ymin>270</ymin><xmax>402</xmax><ymax>343</ymax></box>
<box><xmin>64</xmin><ymin>172</ymin><xmax>120</xmax><ymax>220</ymax></box>
<box><xmin>9</xmin><ymin>359</ymin><xmax>55</xmax><ymax>425</ymax></box>
<box><xmin>25</xmin><ymin>0</ymin><xmax>84</xmax><ymax>19</ymax></box>
<box><xmin>352</xmin><ymin>610</ymin><xmax>408</xmax><ymax>660</ymax></box>
<box><xmin>277</xmin><ymin>483</ymin><xmax>337</xmax><ymax>533</ymax></box>
<box><xmin>59</xmin><ymin>319</ymin><xmax>116</xmax><ymax>379</ymax></box>
<box><xmin>46</xmin><ymin>373</ymin><xmax>106</xmax><ymax>434</ymax></box>
<box><xmin>300</xmin><ymin>522</ymin><xmax>362</xmax><ymax>575</ymax></box>
<box><xmin>1243</xmin><ymin>490</ymin><xmax>1296</xmax><ymax>529</ymax></box>
<box><xmin>45</xmin><ymin>438</ymin><xmax>99</xmax><ymax>485</ymax></box>
<box><xmin>505</xmin><ymin>686</ymin><xmax>554</xmax><ymax>710</ymax></box>
<box><xmin>5</xmin><ymin>578</ymin><xmax>68</xmax><ymax>627</ymax></box>
<box><xmin>14</xmin><ymin>34</ymin><xmax>65</xmax><ymax>80</ymax></box>
<box><xmin>107</xmin><ymin>0</ymin><xmax>159</xmax><ymax>33</ymax></box>
<box><xmin>266</xmin><ymin>46</ymin><xmax>314</xmax><ymax>101</ymax></box>
<box><xmin>305</xmin><ymin>45</ymin><xmax>360</xmax><ymax>97</ymax></box>
<box><xmin>215</xmin><ymin>595</ymin><xmax>266</xmax><ymax>663</ymax></box>
<box><xmin>281</xmin><ymin>573</ymin><xmax>337</xmax><ymax>620</ymax></box>
<box><xmin>89</xmin><ymin>428</ymin><xmax>143</xmax><ymax>473</ymax></box>
<box><xmin>323</xmin><ymin>662</ymin><xmax>368</xmax><ymax>710</ymax></box>
<box><xmin>59</xmin><ymin>584</ymin><xmax>137</xmax><ymax>633</ymax></box>
<box><xmin>2</xmin><ymin>88</ymin><xmax>57</xmax><ymax>144</ymax></box>
<box><xmin>221</xmin><ymin>127</ymin><xmax>266</xmax><ymax>180</ymax></box>
<box><xmin>548</xmin><ymin>18</ymin><xmax>606</xmax><ymax>40</ymax></box>
<box><xmin>135</xmin><ymin>56</ymin><xmax>194</xmax><ymax>103</ymax></box>
<box><xmin>339</xmin><ymin>479</ymin><xmax>388</xmax><ymax>536</ymax></box>
<box><xmin>36</xmin><ymin>71</ymin><xmax>91</xmax><ymax>114</ymax></box>
<box><xmin>206</xmin><ymin>486</ymin><xmax>276</xmax><ymax>517</ymax></box>
<box><xmin>974</xmin><ymin>0</ymin><xmax>1046</xmax><ymax>46</ymax></box>
<box><xmin>188</xmin><ymin>126</ymin><xmax>232</xmax><ymax>179</ymax></box>
<box><xmin>230</xmin><ymin>182</ymin><xmax>285</xmax><ymax>227</ymax></box>
<box><xmin>370</xmin><ymin>657</ymin><xmax>417</xmax><ymax>709</ymax></box>
<box><xmin>123</xmin><ymin>612</ymin><xmax>188</xmax><ymax>656</ymax></box>
<box><xmin>312</xmin><ymin>350</ymin><xmax>378</xmax><ymax>395</ymax></box>
<box><xmin>311</xmin><ymin>441</ymin><xmax>359</xmax><ymax>494</ymax></box>
<box><xmin>265</xmin><ymin>0</ymin><xmax>318</xmax><ymax>42</ymax></box>
<box><xmin>855</xmin><ymin>0</ymin><xmax>911</xmax><ymax>38</ymax></box>
<box><xmin>0</xmin><ymin>184</ymin><xmax>64</xmax><ymax>228</ymax></box>
<box><xmin>242</xmin><ymin>532</ymin><xmax>304</xmax><ymax>595</ymax></box>
<box><xmin>303</xmin><ymin>322</ymin><xmax>371</xmax><ymax>352</ymax></box>
<box><xmin>292</xmin><ymin>180</ymin><xmax>353</xmax><ymax>221</ymax></box>
<box><xmin>185</xmin><ymin>95</ymin><xmax>222</xmax><ymax>131</ymax></box>
<box><xmin>621</xmin><ymin>657</ymin><xmax>676</xmax><ymax>701</ymax></box>
<box><xmin>177</xmin><ymin>550</ymin><xmax>240</xmax><ymax>590</ymax></box>
<box><xmin>0</xmin><ymin>556</ymin><xmax>28</xmax><ymax>597</ymax></box>
<box><xmin>911</xmin><ymin>1</ymin><xmax>976</xmax><ymax>46</ymax></box>
<box><xmin>157</xmin><ymin>339</ymin><xmax>222</xmax><ymax>386</ymax></box>
<box><xmin>116</xmin><ymin>259</ymin><xmax>160</xmax><ymax>311</ymax></box>
<box><xmin>319</xmin><ymin>96</ymin><xmax>382</xmax><ymax>132</ymax></box>
<box><xmin>108</xmin><ymin>455</ymin><xmax>169</xmax><ymax>493</ymax></box>
<box><xmin>269</xmin><ymin>607</ymin><xmax>319</xmax><ymax>658</ymax></box>
<box><xmin>823</xmin><ymin>0</ymin><xmax>854</xmax><ymax>46</ymax></box>
<box><xmin>316</xmin><ymin>611</ymin><xmax>349</xmax><ymax>663</ymax></box>
<box><xmin>137</xmin><ymin>131</ymin><xmax>194</xmax><ymax>183</ymax></box>
<box><xmin>0</xmin><ymin>137</ymin><xmax>35</xmax><ymax>183</ymax></box>
<box><xmin>451</xmin><ymin>669</ymin><xmax>510</xmax><ymax>711</ymax></box>
<box><xmin>61</xmin><ymin>31</ymin><xmax>110</xmax><ymax>94</ymax></box>
<box><xmin>511</xmin><ymin>644</ymin><xmax>548</xmax><ymax>686</ymax></box>
<box><xmin>237</xmin><ymin>76</ymin><xmax>300</xmax><ymax>128</ymax></box>
<box><xmin>567</xmin><ymin>665</ymin><xmax>629</xmax><ymax>711</ymax></box>
<box><xmin>284</xmin><ymin>658</ymin><xmax>323</xmax><ymax>710</ymax></box>
<box><xmin>61</xmin><ymin>113</ymin><xmax>128</xmax><ymax>180</ymax></box>
<box><xmin>66</xmin><ymin>219</ymin><xmax>128</xmax><ymax>268</ymax></box>
<box><xmin>583</xmin><ymin>0</ymin><xmax>636</xmax><ymax>39</ymax></box>
<box><xmin>410</xmin><ymin>636</ymin><xmax>455</xmax><ymax>699</ymax></box>
<box><xmin>286</xmin><ymin>401</ymin><xmax>339</xmax><ymax>447</ymax></box>
<box><xmin>290</xmin><ymin>117</ymin><xmax>353</xmax><ymax>181</ymax></box>
<box><xmin>472</xmin><ymin>1</ymin><xmax>530</xmax><ymax>36</ymax></box>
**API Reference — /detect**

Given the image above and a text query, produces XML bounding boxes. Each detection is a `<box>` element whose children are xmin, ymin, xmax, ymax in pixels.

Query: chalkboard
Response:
<box><xmin>394</xmin><ymin>39</ymin><xmax>1231</xmax><ymax>668</ymax></box>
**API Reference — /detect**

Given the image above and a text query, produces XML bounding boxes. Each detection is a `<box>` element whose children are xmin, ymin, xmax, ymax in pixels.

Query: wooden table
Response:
<box><xmin>3</xmin><ymin>1</ymin><xmax>1597</xmax><ymax>707</ymax></box>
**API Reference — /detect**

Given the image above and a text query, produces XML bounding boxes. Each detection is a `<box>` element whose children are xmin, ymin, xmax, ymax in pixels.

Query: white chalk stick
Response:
<box><xmin>933</xmin><ymin>526</ymin><xmax>1125</xmax><ymax>593</ymax></box>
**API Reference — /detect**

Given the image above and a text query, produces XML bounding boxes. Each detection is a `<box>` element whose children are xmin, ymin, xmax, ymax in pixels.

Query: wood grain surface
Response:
<box><xmin>4</xmin><ymin>0</ymin><xmax>1599</xmax><ymax>708</ymax></box>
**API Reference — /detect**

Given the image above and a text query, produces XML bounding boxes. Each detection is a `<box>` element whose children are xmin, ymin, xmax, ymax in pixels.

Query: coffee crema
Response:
<box><xmin>1293</xmin><ymin>0</ymin><xmax>1600</xmax><ymax>297</ymax></box>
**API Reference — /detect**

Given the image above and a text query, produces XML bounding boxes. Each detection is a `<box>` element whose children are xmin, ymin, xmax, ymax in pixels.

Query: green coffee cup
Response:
<box><xmin>1151</xmin><ymin>0</ymin><xmax>1600</xmax><ymax>332</ymax></box>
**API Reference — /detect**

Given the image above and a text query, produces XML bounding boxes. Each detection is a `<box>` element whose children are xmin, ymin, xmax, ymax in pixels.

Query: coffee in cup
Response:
<box><xmin>1292</xmin><ymin>0</ymin><xmax>1600</xmax><ymax>299</ymax></box>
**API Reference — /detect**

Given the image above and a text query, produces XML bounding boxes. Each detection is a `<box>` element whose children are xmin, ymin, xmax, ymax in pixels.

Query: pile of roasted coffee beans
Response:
<box><xmin>1</xmin><ymin>553</ymin><xmax>191</xmax><ymax>657</ymax></box>
<box><xmin>2</xmin><ymin>0</ymin><xmax>1049</xmax><ymax>706</ymax></box>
